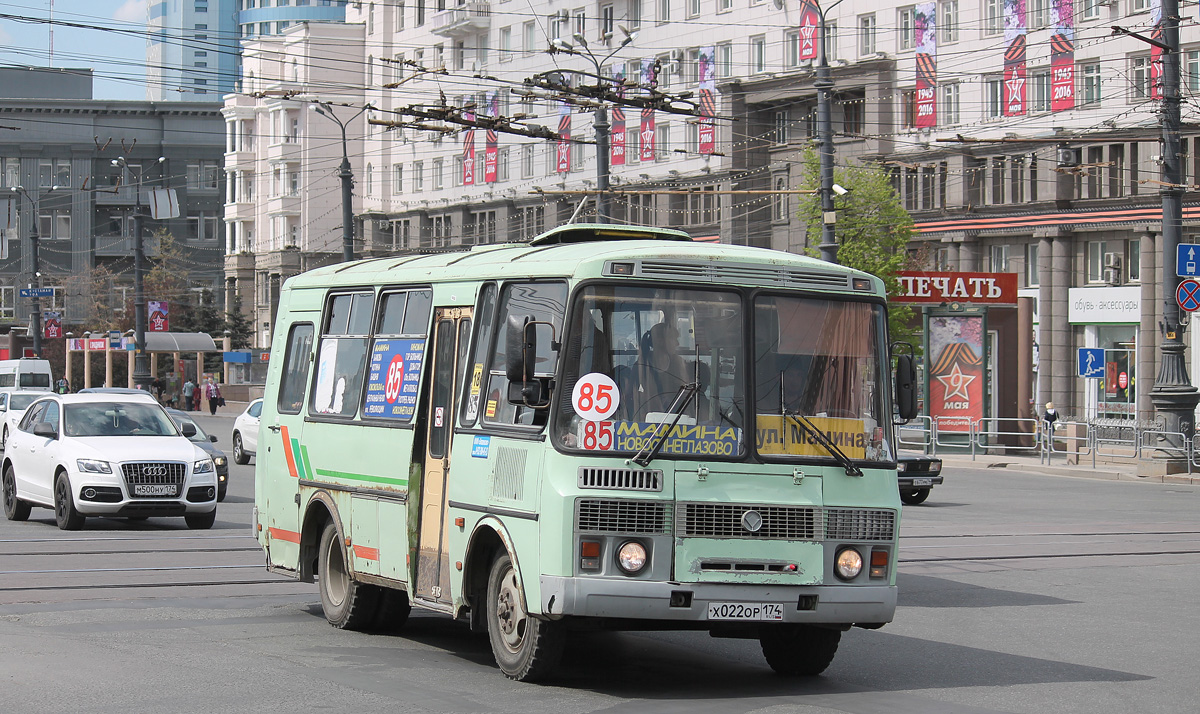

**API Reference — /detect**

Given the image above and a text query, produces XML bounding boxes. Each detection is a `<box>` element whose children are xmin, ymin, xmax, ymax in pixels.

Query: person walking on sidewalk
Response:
<box><xmin>205</xmin><ymin>378</ymin><xmax>223</xmax><ymax>415</ymax></box>
<box><xmin>182</xmin><ymin>379</ymin><xmax>196</xmax><ymax>411</ymax></box>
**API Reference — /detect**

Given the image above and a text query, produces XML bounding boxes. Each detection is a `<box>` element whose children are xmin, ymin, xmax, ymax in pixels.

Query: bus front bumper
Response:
<box><xmin>539</xmin><ymin>575</ymin><xmax>896</xmax><ymax>625</ymax></box>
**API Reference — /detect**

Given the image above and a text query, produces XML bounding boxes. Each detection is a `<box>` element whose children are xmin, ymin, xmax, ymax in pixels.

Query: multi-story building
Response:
<box><xmin>146</xmin><ymin>0</ymin><xmax>241</xmax><ymax>100</ymax></box>
<box><xmin>237</xmin><ymin>0</ymin><xmax>351</xmax><ymax>38</ymax></box>
<box><xmin>0</xmin><ymin>69</ymin><xmax>227</xmax><ymax>332</ymax></box>
<box><xmin>225</xmin><ymin>1</ymin><xmax>1200</xmax><ymax>427</ymax></box>
<box><xmin>223</xmin><ymin>21</ymin><xmax>366</xmax><ymax>348</ymax></box>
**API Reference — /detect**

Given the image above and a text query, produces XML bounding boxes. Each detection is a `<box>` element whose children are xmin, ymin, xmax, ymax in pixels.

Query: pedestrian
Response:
<box><xmin>1042</xmin><ymin>402</ymin><xmax>1059</xmax><ymax>432</ymax></box>
<box><xmin>55</xmin><ymin>377</ymin><xmax>70</xmax><ymax>394</ymax></box>
<box><xmin>205</xmin><ymin>378</ymin><xmax>223</xmax><ymax>416</ymax></box>
<box><xmin>182</xmin><ymin>378</ymin><xmax>196</xmax><ymax>411</ymax></box>
<box><xmin>152</xmin><ymin>377</ymin><xmax>165</xmax><ymax>403</ymax></box>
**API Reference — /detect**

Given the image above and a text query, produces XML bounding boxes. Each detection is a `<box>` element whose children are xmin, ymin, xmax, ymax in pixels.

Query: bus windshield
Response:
<box><xmin>555</xmin><ymin>286</ymin><xmax>893</xmax><ymax>463</ymax></box>
<box><xmin>556</xmin><ymin>284</ymin><xmax>746</xmax><ymax>458</ymax></box>
<box><xmin>754</xmin><ymin>295</ymin><xmax>893</xmax><ymax>463</ymax></box>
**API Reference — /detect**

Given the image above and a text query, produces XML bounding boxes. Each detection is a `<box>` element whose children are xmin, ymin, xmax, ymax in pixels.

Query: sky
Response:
<box><xmin>0</xmin><ymin>0</ymin><xmax>149</xmax><ymax>100</ymax></box>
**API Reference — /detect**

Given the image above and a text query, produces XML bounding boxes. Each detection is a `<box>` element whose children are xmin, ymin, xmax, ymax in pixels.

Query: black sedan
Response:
<box><xmin>897</xmin><ymin>453</ymin><xmax>943</xmax><ymax>505</ymax></box>
<box><xmin>166</xmin><ymin>408</ymin><xmax>230</xmax><ymax>501</ymax></box>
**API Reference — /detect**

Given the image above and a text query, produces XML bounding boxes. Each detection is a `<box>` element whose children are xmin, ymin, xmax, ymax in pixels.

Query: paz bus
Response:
<box><xmin>253</xmin><ymin>224</ymin><xmax>918</xmax><ymax>681</ymax></box>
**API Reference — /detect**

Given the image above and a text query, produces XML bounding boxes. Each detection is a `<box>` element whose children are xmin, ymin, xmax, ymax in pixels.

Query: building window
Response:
<box><xmin>859</xmin><ymin>14</ymin><xmax>876</xmax><ymax>56</ymax></box>
<box><xmin>186</xmin><ymin>161</ymin><xmax>220</xmax><ymax>190</ymax></box>
<box><xmin>626</xmin><ymin>127</ymin><xmax>640</xmax><ymax>162</ymax></box>
<box><xmin>774</xmin><ymin>110</ymin><xmax>789</xmax><ymax>144</ymax></box>
<box><xmin>630</xmin><ymin>0</ymin><xmax>643</xmax><ymax>27</ymax></box>
<box><xmin>940</xmin><ymin>1</ymin><xmax>957</xmax><ymax>43</ymax></box>
<box><xmin>500</xmin><ymin>26</ymin><xmax>512</xmax><ymax>62</ymax></box>
<box><xmin>521</xmin><ymin>144</ymin><xmax>535</xmax><ymax>177</ymax></box>
<box><xmin>717</xmin><ymin>0</ymin><xmax>730</xmax><ymax>12</ymax></box>
<box><xmin>1087</xmin><ymin>241</ymin><xmax>1108</xmax><ymax>283</ymax></box>
<box><xmin>1025</xmin><ymin>243</ymin><xmax>1040</xmax><ymax>286</ymax></box>
<box><xmin>393</xmin><ymin>163</ymin><xmax>403</xmax><ymax>194</ymax></box>
<box><xmin>499</xmin><ymin>147</ymin><xmax>511</xmax><ymax>180</ymax></box>
<box><xmin>772</xmin><ymin>175</ymin><xmax>788</xmax><ymax>222</ymax></box>
<box><xmin>825</xmin><ymin>23</ymin><xmax>837</xmax><ymax>61</ymax></box>
<box><xmin>601</xmin><ymin>4</ymin><xmax>615</xmax><ymax>39</ymax></box>
<box><xmin>990</xmin><ymin>244</ymin><xmax>1010</xmax><ymax>273</ymax></box>
<box><xmin>687</xmin><ymin>0</ymin><xmax>700</xmax><ymax>18</ymax></box>
<box><xmin>750</xmin><ymin>35</ymin><xmax>766</xmax><ymax>73</ymax></box>
<box><xmin>1188</xmin><ymin>50</ymin><xmax>1200</xmax><ymax>91</ymax></box>
<box><xmin>524</xmin><ymin>21</ymin><xmax>537</xmax><ymax>54</ymax></box>
<box><xmin>1082</xmin><ymin>62</ymin><xmax>1101</xmax><ymax>105</ymax></box>
<box><xmin>902</xmin><ymin>89</ymin><xmax>917</xmax><ymax>129</ymax></box>
<box><xmin>1029</xmin><ymin>0</ymin><xmax>1050</xmax><ymax>28</ymax></box>
<box><xmin>1081</xmin><ymin>0</ymin><xmax>1100</xmax><ymax>19</ymax></box>
<box><xmin>1031</xmin><ymin>70</ymin><xmax>1051</xmax><ymax>112</ymax></box>
<box><xmin>941</xmin><ymin>83</ymin><xmax>959</xmax><ymax>125</ymax></box>
<box><xmin>655</xmin><ymin>123</ymin><xmax>670</xmax><ymax>161</ymax></box>
<box><xmin>786</xmin><ymin>30</ymin><xmax>800</xmax><ymax>68</ymax></box>
<box><xmin>413</xmin><ymin>160</ymin><xmax>424</xmax><ymax>191</ymax></box>
<box><xmin>1127</xmin><ymin>238</ymin><xmax>1141</xmax><ymax>281</ymax></box>
<box><xmin>1130</xmin><ymin>56</ymin><xmax>1151</xmax><ymax>99</ymax></box>
<box><xmin>898</xmin><ymin>6</ymin><xmax>915</xmax><ymax>51</ymax></box>
<box><xmin>717</xmin><ymin>43</ymin><xmax>732</xmax><ymax>77</ymax></box>
<box><xmin>657</xmin><ymin>0</ymin><xmax>670</xmax><ymax>24</ymax></box>
<box><xmin>986</xmin><ymin>77</ymin><xmax>1004</xmax><ymax>118</ymax></box>
<box><xmin>984</xmin><ymin>0</ymin><xmax>1002</xmax><ymax>35</ymax></box>
<box><xmin>38</xmin><ymin>211</ymin><xmax>71</xmax><ymax>240</ymax></box>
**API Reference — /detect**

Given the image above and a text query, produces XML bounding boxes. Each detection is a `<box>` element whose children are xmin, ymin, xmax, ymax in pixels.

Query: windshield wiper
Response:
<box><xmin>779</xmin><ymin>371</ymin><xmax>862</xmax><ymax>477</ymax></box>
<box><xmin>632</xmin><ymin>381</ymin><xmax>701</xmax><ymax>466</ymax></box>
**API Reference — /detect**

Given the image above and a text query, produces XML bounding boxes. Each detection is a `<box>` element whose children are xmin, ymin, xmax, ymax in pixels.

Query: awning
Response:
<box><xmin>144</xmin><ymin>332</ymin><xmax>219</xmax><ymax>352</ymax></box>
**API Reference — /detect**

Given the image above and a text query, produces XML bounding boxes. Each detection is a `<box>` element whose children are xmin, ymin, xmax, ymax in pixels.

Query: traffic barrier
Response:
<box><xmin>1138</xmin><ymin>430</ymin><xmax>1192</xmax><ymax>474</ymax></box>
<box><xmin>1040</xmin><ymin>420</ymin><xmax>1091</xmax><ymax>465</ymax></box>
<box><xmin>897</xmin><ymin>415</ymin><xmax>933</xmax><ymax>452</ymax></box>
<box><xmin>932</xmin><ymin>416</ymin><xmax>972</xmax><ymax>456</ymax></box>
<box><xmin>971</xmin><ymin>418</ymin><xmax>1040</xmax><ymax>461</ymax></box>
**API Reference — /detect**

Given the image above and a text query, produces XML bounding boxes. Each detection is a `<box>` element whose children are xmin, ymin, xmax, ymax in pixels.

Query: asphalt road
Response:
<box><xmin>1</xmin><ymin>411</ymin><xmax>1198</xmax><ymax>713</ymax></box>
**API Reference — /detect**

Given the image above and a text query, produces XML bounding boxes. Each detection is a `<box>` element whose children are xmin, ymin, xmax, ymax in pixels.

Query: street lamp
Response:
<box><xmin>548</xmin><ymin>27</ymin><xmax>638</xmax><ymax>224</ymax></box>
<box><xmin>9</xmin><ymin>184</ymin><xmax>59</xmax><ymax>358</ymax></box>
<box><xmin>310</xmin><ymin>102</ymin><xmax>373</xmax><ymax>262</ymax></box>
<box><xmin>111</xmin><ymin>155</ymin><xmax>166</xmax><ymax>390</ymax></box>
<box><xmin>813</xmin><ymin>0</ymin><xmax>845</xmax><ymax>264</ymax></box>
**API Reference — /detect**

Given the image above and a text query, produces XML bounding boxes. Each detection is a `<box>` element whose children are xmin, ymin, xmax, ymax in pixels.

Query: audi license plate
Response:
<box><xmin>133</xmin><ymin>484</ymin><xmax>177</xmax><ymax>497</ymax></box>
<box><xmin>911</xmin><ymin>477</ymin><xmax>933</xmax><ymax>486</ymax></box>
<box><xmin>707</xmin><ymin>602</ymin><xmax>785</xmax><ymax>621</ymax></box>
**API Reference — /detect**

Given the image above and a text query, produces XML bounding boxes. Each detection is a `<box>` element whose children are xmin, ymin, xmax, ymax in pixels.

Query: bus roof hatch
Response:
<box><xmin>527</xmin><ymin>224</ymin><xmax>693</xmax><ymax>247</ymax></box>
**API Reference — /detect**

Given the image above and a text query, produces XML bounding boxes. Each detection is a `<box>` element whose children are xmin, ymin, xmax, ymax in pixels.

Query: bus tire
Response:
<box><xmin>318</xmin><ymin>521</ymin><xmax>379</xmax><ymax>630</ymax></box>
<box><xmin>760</xmin><ymin>624</ymin><xmax>841</xmax><ymax>676</ymax></box>
<box><xmin>900</xmin><ymin>488</ymin><xmax>930</xmax><ymax>505</ymax></box>
<box><xmin>486</xmin><ymin>552</ymin><xmax>564</xmax><ymax>681</ymax></box>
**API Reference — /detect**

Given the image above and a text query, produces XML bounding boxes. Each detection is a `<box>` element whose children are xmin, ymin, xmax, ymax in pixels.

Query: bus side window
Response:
<box><xmin>461</xmin><ymin>283</ymin><xmax>497</xmax><ymax>427</ymax></box>
<box><xmin>277</xmin><ymin>323</ymin><xmax>314</xmax><ymax>415</ymax></box>
<box><xmin>483</xmin><ymin>281</ymin><xmax>567</xmax><ymax>428</ymax></box>
<box><xmin>311</xmin><ymin>292</ymin><xmax>374</xmax><ymax>418</ymax></box>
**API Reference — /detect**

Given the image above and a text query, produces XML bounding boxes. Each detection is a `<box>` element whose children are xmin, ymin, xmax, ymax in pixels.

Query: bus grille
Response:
<box><xmin>578</xmin><ymin>467</ymin><xmax>663</xmax><ymax>492</ymax></box>
<box><xmin>677</xmin><ymin>503</ymin><xmax>820</xmax><ymax>540</ymax></box>
<box><xmin>636</xmin><ymin>261</ymin><xmax>851</xmax><ymax>290</ymax></box>
<box><xmin>824</xmin><ymin>508</ymin><xmax>896</xmax><ymax>542</ymax></box>
<box><xmin>575</xmin><ymin>499</ymin><xmax>672</xmax><ymax>535</ymax></box>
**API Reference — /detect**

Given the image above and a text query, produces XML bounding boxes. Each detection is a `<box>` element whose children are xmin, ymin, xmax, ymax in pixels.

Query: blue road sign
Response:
<box><xmin>1078</xmin><ymin>348</ymin><xmax>1105</xmax><ymax>379</ymax></box>
<box><xmin>18</xmin><ymin>288</ymin><xmax>54</xmax><ymax>298</ymax></box>
<box><xmin>1178</xmin><ymin>243</ymin><xmax>1200</xmax><ymax>277</ymax></box>
<box><xmin>1179</xmin><ymin>279</ymin><xmax>1200</xmax><ymax>312</ymax></box>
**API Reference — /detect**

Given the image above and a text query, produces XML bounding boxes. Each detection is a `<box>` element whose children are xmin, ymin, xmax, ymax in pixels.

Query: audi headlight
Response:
<box><xmin>835</xmin><ymin>547</ymin><xmax>863</xmax><ymax>580</ymax></box>
<box><xmin>616</xmin><ymin>541</ymin><xmax>648</xmax><ymax>574</ymax></box>
<box><xmin>194</xmin><ymin>459</ymin><xmax>215</xmax><ymax>474</ymax></box>
<box><xmin>76</xmin><ymin>459</ymin><xmax>112</xmax><ymax>474</ymax></box>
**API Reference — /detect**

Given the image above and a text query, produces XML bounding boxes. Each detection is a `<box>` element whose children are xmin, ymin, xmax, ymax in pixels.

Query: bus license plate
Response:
<box><xmin>707</xmin><ymin>602</ymin><xmax>784</xmax><ymax>621</ymax></box>
<box><xmin>911</xmin><ymin>478</ymin><xmax>932</xmax><ymax>486</ymax></box>
<box><xmin>133</xmin><ymin>484</ymin><xmax>177</xmax><ymax>496</ymax></box>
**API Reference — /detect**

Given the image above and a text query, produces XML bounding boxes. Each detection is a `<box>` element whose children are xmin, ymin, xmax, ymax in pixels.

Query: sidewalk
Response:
<box><xmin>931</xmin><ymin>450</ymin><xmax>1200</xmax><ymax>486</ymax></box>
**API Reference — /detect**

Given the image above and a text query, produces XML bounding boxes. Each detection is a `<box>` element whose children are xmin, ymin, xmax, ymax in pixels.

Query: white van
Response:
<box><xmin>0</xmin><ymin>359</ymin><xmax>53</xmax><ymax>392</ymax></box>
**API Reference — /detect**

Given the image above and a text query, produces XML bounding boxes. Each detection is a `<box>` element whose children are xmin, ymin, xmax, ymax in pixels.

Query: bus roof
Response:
<box><xmin>285</xmin><ymin>226</ymin><xmax>885</xmax><ymax>298</ymax></box>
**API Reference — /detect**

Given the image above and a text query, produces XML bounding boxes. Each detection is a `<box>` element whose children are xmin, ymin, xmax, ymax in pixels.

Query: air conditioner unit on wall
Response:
<box><xmin>1104</xmin><ymin>252</ymin><xmax>1122</xmax><ymax>269</ymax></box>
<box><xmin>1104</xmin><ymin>266</ymin><xmax>1121</xmax><ymax>285</ymax></box>
<box><xmin>1058</xmin><ymin>147</ymin><xmax>1080</xmax><ymax>166</ymax></box>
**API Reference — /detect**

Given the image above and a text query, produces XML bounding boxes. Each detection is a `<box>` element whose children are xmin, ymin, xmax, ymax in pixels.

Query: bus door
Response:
<box><xmin>415</xmin><ymin>306</ymin><xmax>472</xmax><ymax>605</ymax></box>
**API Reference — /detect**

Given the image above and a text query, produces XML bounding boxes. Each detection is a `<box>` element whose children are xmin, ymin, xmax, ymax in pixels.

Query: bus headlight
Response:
<box><xmin>616</xmin><ymin>541</ymin><xmax>648</xmax><ymax>574</ymax></box>
<box><xmin>834</xmin><ymin>547</ymin><xmax>863</xmax><ymax>580</ymax></box>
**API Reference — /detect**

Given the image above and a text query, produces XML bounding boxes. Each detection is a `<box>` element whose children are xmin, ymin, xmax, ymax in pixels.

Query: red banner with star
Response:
<box><xmin>148</xmin><ymin>300</ymin><xmax>169</xmax><ymax>332</ymax></box>
<box><xmin>927</xmin><ymin>316</ymin><xmax>984</xmax><ymax>433</ymax></box>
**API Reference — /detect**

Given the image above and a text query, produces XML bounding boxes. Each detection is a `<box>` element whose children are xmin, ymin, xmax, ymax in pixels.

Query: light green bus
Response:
<box><xmin>253</xmin><ymin>224</ymin><xmax>917</xmax><ymax>681</ymax></box>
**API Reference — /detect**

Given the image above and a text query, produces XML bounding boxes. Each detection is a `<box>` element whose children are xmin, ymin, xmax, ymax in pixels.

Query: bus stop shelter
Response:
<box><xmin>64</xmin><ymin>331</ymin><xmax>226</xmax><ymax>390</ymax></box>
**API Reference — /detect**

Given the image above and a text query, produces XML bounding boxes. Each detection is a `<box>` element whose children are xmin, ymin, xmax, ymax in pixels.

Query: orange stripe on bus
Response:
<box><xmin>353</xmin><ymin>545</ymin><xmax>380</xmax><ymax>561</ymax></box>
<box><xmin>269</xmin><ymin>527</ymin><xmax>301</xmax><ymax>544</ymax></box>
<box><xmin>281</xmin><ymin>424</ymin><xmax>299</xmax><ymax>478</ymax></box>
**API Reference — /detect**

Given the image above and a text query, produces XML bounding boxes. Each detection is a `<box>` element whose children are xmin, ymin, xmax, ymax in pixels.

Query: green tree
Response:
<box><xmin>223</xmin><ymin>300</ymin><xmax>254</xmax><ymax>349</ymax></box>
<box><xmin>796</xmin><ymin>150</ymin><xmax>920</xmax><ymax>348</ymax></box>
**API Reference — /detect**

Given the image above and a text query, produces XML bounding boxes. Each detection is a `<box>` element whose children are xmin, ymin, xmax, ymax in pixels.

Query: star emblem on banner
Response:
<box><xmin>1006</xmin><ymin>76</ymin><xmax>1025</xmax><ymax>108</ymax></box>
<box><xmin>152</xmin><ymin>315</ymin><xmax>166</xmax><ymax>330</ymax></box>
<box><xmin>936</xmin><ymin>363</ymin><xmax>976</xmax><ymax>403</ymax></box>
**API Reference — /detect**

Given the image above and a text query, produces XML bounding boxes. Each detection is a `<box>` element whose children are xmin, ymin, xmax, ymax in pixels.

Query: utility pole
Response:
<box><xmin>311</xmin><ymin>102</ymin><xmax>371</xmax><ymax>263</ymax></box>
<box><xmin>113</xmin><ymin>156</ymin><xmax>166</xmax><ymax>390</ymax></box>
<box><xmin>10</xmin><ymin>186</ymin><xmax>51</xmax><ymax>358</ymax></box>
<box><xmin>1147</xmin><ymin>0</ymin><xmax>1200</xmax><ymax>442</ymax></box>
<box><xmin>815</xmin><ymin>1</ymin><xmax>842</xmax><ymax>264</ymax></box>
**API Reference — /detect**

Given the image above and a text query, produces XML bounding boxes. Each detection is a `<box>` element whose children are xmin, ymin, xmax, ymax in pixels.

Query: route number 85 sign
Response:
<box><xmin>572</xmin><ymin>372</ymin><xmax>620</xmax><ymax>421</ymax></box>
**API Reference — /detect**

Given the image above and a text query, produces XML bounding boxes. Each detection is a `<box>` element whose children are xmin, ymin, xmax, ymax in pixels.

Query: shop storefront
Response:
<box><xmin>1068</xmin><ymin>286</ymin><xmax>1140</xmax><ymax>421</ymax></box>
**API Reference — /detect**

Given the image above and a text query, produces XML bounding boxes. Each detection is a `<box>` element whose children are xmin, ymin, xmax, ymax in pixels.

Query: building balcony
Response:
<box><xmin>225</xmin><ymin>149</ymin><xmax>256</xmax><ymax>169</ymax></box>
<box><xmin>266</xmin><ymin>141</ymin><xmax>300</xmax><ymax>161</ymax></box>
<box><xmin>430</xmin><ymin>2</ymin><xmax>491</xmax><ymax>37</ymax></box>
<box><xmin>94</xmin><ymin>234</ymin><xmax>134</xmax><ymax>257</ymax></box>
<box><xmin>265</xmin><ymin>194</ymin><xmax>301</xmax><ymax>216</ymax></box>
<box><xmin>224</xmin><ymin>201</ymin><xmax>255</xmax><ymax>222</ymax></box>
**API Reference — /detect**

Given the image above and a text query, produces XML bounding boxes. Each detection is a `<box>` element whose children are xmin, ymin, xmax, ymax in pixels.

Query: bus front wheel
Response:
<box><xmin>485</xmin><ymin>552</ymin><xmax>564</xmax><ymax>681</ymax></box>
<box><xmin>760</xmin><ymin>624</ymin><xmax>841</xmax><ymax>676</ymax></box>
<box><xmin>317</xmin><ymin>521</ymin><xmax>379</xmax><ymax>630</ymax></box>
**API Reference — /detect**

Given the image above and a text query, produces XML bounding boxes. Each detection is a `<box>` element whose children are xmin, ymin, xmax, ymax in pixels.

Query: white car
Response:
<box><xmin>0</xmin><ymin>391</ymin><xmax>51</xmax><ymax>450</ymax></box>
<box><xmin>1</xmin><ymin>394</ymin><xmax>218</xmax><ymax>530</ymax></box>
<box><xmin>232</xmin><ymin>398</ymin><xmax>262</xmax><ymax>465</ymax></box>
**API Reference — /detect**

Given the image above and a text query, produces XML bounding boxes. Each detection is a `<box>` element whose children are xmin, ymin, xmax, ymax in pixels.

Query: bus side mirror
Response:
<box><xmin>895</xmin><ymin>354</ymin><xmax>918</xmax><ymax>421</ymax></box>
<box><xmin>505</xmin><ymin>315</ymin><xmax>536</xmax><ymax>384</ymax></box>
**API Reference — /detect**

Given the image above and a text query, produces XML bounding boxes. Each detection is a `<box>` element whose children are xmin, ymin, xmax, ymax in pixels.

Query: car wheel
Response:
<box><xmin>3</xmin><ymin>464</ymin><xmax>31</xmax><ymax>521</ymax></box>
<box><xmin>185</xmin><ymin>509</ymin><xmax>216</xmax><ymax>529</ymax></box>
<box><xmin>317</xmin><ymin>521</ymin><xmax>379</xmax><ymax>630</ymax></box>
<box><xmin>54</xmin><ymin>473</ymin><xmax>85</xmax><ymax>531</ymax></box>
<box><xmin>760</xmin><ymin>624</ymin><xmax>842</xmax><ymax>676</ymax></box>
<box><xmin>486</xmin><ymin>552</ymin><xmax>564</xmax><ymax>681</ymax></box>
<box><xmin>233</xmin><ymin>432</ymin><xmax>250</xmax><ymax>465</ymax></box>
<box><xmin>900</xmin><ymin>488</ymin><xmax>931</xmax><ymax>505</ymax></box>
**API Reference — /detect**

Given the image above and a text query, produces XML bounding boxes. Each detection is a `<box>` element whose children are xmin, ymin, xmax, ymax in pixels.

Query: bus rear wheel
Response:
<box><xmin>760</xmin><ymin>624</ymin><xmax>841</xmax><ymax>676</ymax></box>
<box><xmin>485</xmin><ymin>552</ymin><xmax>564</xmax><ymax>681</ymax></box>
<box><xmin>318</xmin><ymin>521</ymin><xmax>379</xmax><ymax>630</ymax></box>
